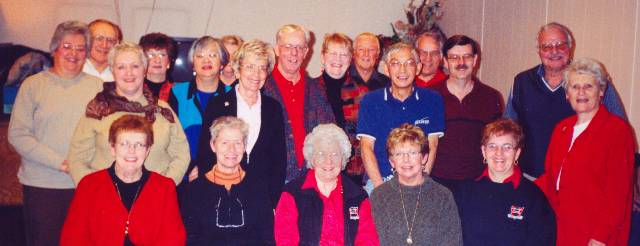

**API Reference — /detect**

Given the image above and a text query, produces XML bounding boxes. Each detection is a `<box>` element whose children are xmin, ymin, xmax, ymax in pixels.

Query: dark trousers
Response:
<box><xmin>22</xmin><ymin>185</ymin><xmax>74</xmax><ymax>246</ymax></box>
<box><xmin>631</xmin><ymin>211</ymin><xmax>640</xmax><ymax>246</ymax></box>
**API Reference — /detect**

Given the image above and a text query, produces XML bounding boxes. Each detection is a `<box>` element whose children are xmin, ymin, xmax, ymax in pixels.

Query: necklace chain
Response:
<box><xmin>114</xmin><ymin>181</ymin><xmax>142</xmax><ymax>235</ymax></box>
<box><xmin>398</xmin><ymin>182</ymin><xmax>422</xmax><ymax>244</ymax></box>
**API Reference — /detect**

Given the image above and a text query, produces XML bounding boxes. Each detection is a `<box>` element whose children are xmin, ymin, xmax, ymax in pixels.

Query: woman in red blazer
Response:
<box><xmin>61</xmin><ymin>115</ymin><xmax>185</xmax><ymax>245</ymax></box>
<box><xmin>536</xmin><ymin>58</ymin><xmax>634</xmax><ymax>246</ymax></box>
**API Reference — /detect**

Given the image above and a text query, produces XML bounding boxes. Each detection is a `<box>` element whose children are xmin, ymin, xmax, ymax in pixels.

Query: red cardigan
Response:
<box><xmin>536</xmin><ymin>106</ymin><xmax>634</xmax><ymax>245</ymax></box>
<box><xmin>61</xmin><ymin>170</ymin><xmax>185</xmax><ymax>245</ymax></box>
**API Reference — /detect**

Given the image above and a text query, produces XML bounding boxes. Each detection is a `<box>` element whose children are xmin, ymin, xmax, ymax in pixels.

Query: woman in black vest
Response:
<box><xmin>274</xmin><ymin>124</ymin><xmax>379</xmax><ymax>245</ymax></box>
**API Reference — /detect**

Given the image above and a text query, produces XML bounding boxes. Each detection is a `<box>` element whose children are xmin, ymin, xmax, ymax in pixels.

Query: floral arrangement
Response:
<box><xmin>379</xmin><ymin>0</ymin><xmax>444</xmax><ymax>47</ymax></box>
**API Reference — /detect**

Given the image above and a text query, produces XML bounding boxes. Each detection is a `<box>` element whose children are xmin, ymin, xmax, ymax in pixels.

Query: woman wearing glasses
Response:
<box><xmin>67</xmin><ymin>42</ymin><xmax>189</xmax><ymax>185</ymax></box>
<box><xmin>181</xmin><ymin>116</ymin><xmax>275</xmax><ymax>245</ymax></box>
<box><xmin>454</xmin><ymin>119</ymin><xmax>555</xmax><ymax>245</ymax></box>
<box><xmin>196</xmin><ymin>39</ymin><xmax>286</xmax><ymax>208</ymax></box>
<box><xmin>168</xmin><ymin>36</ymin><xmax>232</xmax><ymax>182</ymax></box>
<box><xmin>370</xmin><ymin>124</ymin><xmax>461</xmax><ymax>245</ymax></box>
<box><xmin>139</xmin><ymin>32</ymin><xmax>177</xmax><ymax>101</ymax></box>
<box><xmin>61</xmin><ymin>115</ymin><xmax>185</xmax><ymax>245</ymax></box>
<box><xmin>275</xmin><ymin>124</ymin><xmax>379</xmax><ymax>245</ymax></box>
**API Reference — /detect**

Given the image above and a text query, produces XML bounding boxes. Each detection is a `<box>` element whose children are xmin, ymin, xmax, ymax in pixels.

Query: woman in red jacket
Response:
<box><xmin>61</xmin><ymin>115</ymin><xmax>185</xmax><ymax>245</ymax></box>
<box><xmin>536</xmin><ymin>58</ymin><xmax>635</xmax><ymax>246</ymax></box>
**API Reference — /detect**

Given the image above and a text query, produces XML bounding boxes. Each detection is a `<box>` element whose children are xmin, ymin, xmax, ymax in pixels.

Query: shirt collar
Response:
<box><xmin>476</xmin><ymin>165</ymin><xmax>522</xmax><ymax>189</ymax></box>
<box><xmin>272</xmin><ymin>62</ymin><xmax>304</xmax><ymax>85</ymax></box>
<box><xmin>301</xmin><ymin>169</ymin><xmax>343</xmax><ymax>195</ymax></box>
<box><xmin>235</xmin><ymin>84</ymin><xmax>262</xmax><ymax>109</ymax></box>
<box><xmin>384</xmin><ymin>85</ymin><xmax>419</xmax><ymax>102</ymax></box>
<box><xmin>536</xmin><ymin>64</ymin><xmax>562</xmax><ymax>92</ymax></box>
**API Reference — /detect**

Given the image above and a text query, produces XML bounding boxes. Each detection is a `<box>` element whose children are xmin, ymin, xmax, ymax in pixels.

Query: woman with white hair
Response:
<box><xmin>274</xmin><ymin>124</ymin><xmax>379</xmax><ymax>245</ymax></box>
<box><xmin>536</xmin><ymin>58</ymin><xmax>635</xmax><ymax>246</ymax></box>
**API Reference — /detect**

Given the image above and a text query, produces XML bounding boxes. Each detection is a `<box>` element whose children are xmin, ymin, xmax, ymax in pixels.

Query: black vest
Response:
<box><xmin>283</xmin><ymin>173</ymin><xmax>368</xmax><ymax>246</ymax></box>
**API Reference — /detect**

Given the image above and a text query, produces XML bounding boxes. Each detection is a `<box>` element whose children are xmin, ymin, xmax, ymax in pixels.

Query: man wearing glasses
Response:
<box><xmin>357</xmin><ymin>42</ymin><xmax>444</xmax><ymax>194</ymax></box>
<box><xmin>414</xmin><ymin>32</ymin><xmax>447</xmax><ymax>87</ymax></box>
<box><xmin>82</xmin><ymin>19</ymin><xmax>122</xmax><ymax>82</ymax></box>
<box><xmin>504</xmin><ymin>22</ymin><xmax>626</xmax><ymax>180</ymax></box>
<box><xmin>427</xmin><ymin>35</ymin><xmax>503</xmax><ymax>191</ymax></box>
<box><xmin>262</xmin><ymin>24</ymin><xmax>335</xmax><ymax>182</ymax></box>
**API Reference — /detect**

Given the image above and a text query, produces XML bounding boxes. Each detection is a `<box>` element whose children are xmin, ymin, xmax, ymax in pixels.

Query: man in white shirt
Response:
<box><xmin>82</xmin><ymin>19</ymin><xmax>122</xmax><ymax>81</ymax></box>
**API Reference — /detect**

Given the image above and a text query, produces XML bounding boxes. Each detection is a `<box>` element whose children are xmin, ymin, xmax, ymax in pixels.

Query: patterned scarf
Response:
<box><xmin>85</xmin><ymin>82</ymin><xmax>175</xmax><ymax>123</ymax></box>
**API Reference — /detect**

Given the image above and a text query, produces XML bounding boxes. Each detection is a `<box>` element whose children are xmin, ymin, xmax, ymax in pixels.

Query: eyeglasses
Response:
<box><xmin>194</xmin><ymin>52</ymin><xmax>219</xmax><ymax>60</ymax></box>
<box><xmin>241</xmin><ymin>63</ymin><xmax>269</xmax><ymax>74</ymax></box>
<box><xmin>146</xmin><ymin>52</ymin><xmax>168</xmax><ymax>59</ymax></box>
<box><xmin>391</xmin><ymin>151</ymin><xmax>421</xmax><ymax>160</ymax></box>
<box><xmin>446</xmin><ymin>54</ymin><xmax>474</xmax><ymax>62</ymax></box>
<box><xmin>280</xmin><ymin>43</ymin><xmax>308</xmax><ymax>53</ymax></box>
<box><xmin>60</xmin><ymin>43</ymin><xmax>86</xmax><ymax>53</ymax></box>
<box><xmin>419</xmin><ymin>50</ymin><xmax>441</xmax><ymax>58</ymax></box>
<box><xmin>117</xmin><ymin>142</ymin><xmax>148</xmax><ymax>151</ymax></box>
<box><xmin>538</xmin><ymin>41</ymin><xmax>569</xmax><ymax>53</ymax></box>
<box><xmin>93</xmin><ymin>35</ymin><xmax>117</xmax><ymax>45</ymax></box>
<box><xmin>325</xmin><ymin>51</ymin><xmax>351</xmax><ymax>60</ymax></box>
<box><xmin>484</xmin><ymin>143</ymin><xmax>515</xmax><ymax>153</ymax></box>
<box><xmin>388</xmin><ymin>59</ymin><xmax>417</xmax><ymax>69</ymax></box>
<box><xmin>216</xmin><ymin>198</ymin><xmax>245</xmax><ymax>228</ymax></box>
<box><xmin>312</xmin><ymin>151</ymin><xmax>342</xmax><ymax>163</ymax></box>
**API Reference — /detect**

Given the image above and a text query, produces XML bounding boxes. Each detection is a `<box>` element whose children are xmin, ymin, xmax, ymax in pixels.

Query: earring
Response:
<box><xmin>391</xmin><ymin>167</ymin><xmax>396</xmax><ymax>175</ymax></box>
<box><xmin>483</xmin><ymin>158</ymin><xmax>487</xmax><ymax>164</ymax></box>
<box><xmin>514</xmin><ymin>159</ymin><xmax>519</xmax><ymax>165</ymax></box>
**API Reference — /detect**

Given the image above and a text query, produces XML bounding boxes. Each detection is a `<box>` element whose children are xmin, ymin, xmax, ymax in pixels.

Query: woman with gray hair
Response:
<box><xmin>181</xmin><ymin>116</ymin><xmax>275</xmax><ymax>245</ymax></box>
<box><xmin>8</xmin><ymin>20</ymin><xmax>103</xmax><ymax>245</ymax></box>
<box><xmin>274</xmin><ymin>124</ymin><xmax>379</xmax><ymax>245</ymax></box>
<box><xmin>168</xmin><ymin>36</ymin><xmax>232</xmax><ymax>183</ymax></box>
<box><xmin>196</xmin><ymin>39</ymin><xmax>286</xmax><ymax>208</ymax></box>
<box><xmin>67</xmin><ymin>41</ymin><xmax>189</xmax><ymax>185</ymax></box>
<box><xmin>536</xmin><ymin>58</ymin><xmax>635</xmax><ymax>245</ymax></box>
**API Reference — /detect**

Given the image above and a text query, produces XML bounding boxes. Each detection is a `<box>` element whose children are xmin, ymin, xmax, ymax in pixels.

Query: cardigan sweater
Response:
<box><xmin>262</xmin><ymin>74</ymin><xmax>335</xmax><ymax>182</ymax></box>
<box><xmin>180</xmin><ymin>174</ymin><xmax>275</xmax><ymax>245</ymax></box>
<box><xmin>67</xmin><ymin>94</ymin><xmax>190</xmax><ymax>185</ymax></box>
<box><xmin>536</xmin><ymin>105</ymin><xmax>634</xmax><ymax>246</ymax></box>
<box><xmin>60</xmin><ymin>169</ymin><xmax>185</xmax><ymax>246</ymax></box>
<box><xmin>195</xmin><ymin>87</ymin><xmax>286</xmax><ymax>208</ymax></box>
<box><xmin>370</xmin><ymin>176</ymin><xmax>462</xmax><ymax>246</ymax></box>
<box><xmin>8</xmin><ymin>71</ymin><xmax>103</xmax><ymax>189</ymax></box>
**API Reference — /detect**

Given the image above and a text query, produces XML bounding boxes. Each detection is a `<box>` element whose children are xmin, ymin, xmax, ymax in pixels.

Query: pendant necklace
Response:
<box><xmin>398</xmin><ymin>182</ymin><xmax>422</xmax><ymax>245</ymax></box>
<box><xmin>114</xmin><ymin>181</ymin><xmax>142</xmax><ymax>235</ymax></box>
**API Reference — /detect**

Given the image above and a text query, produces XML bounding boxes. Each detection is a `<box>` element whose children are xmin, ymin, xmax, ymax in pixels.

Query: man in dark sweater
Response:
<box><xmin>504</xmin><ymin>22</ymin><xmax>626</xmax><ymax>179</ymax></box>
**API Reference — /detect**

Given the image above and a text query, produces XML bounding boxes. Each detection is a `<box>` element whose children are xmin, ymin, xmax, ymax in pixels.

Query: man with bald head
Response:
<box><xmin>350</xmin><ymin>32</ymin><xmax>389</xmax><ymax>90</ymax></box>
<box><xmin>83</xmin><ymin>19</ymin><xmax>122</xmax><ymax>81</ymax></box>
<box><xmin>262</xmin><ymin>24</ymin><xmax>335</xmax><ymax>182</ymax></box>
<box><xmin>505</xmin><ymin>22</ymin><xmax>626</xmax><ymax>179</ymax></box>
<box><xmin>415</xmin><ymin>31</ymin><xmax>447</xmax><ymax>87</ymax></box>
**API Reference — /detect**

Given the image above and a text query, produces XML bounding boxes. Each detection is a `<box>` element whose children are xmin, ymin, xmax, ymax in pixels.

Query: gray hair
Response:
<box><xmin>562</xmin><ymin>57</ymin><xmax>608</xmax><ymax>91</ymax></box>
<box><xmin>188</xmin><ymin>36</ymin><xmax>229</xmax><ymax>67</ymax></box>
<box><xmin>302</xmin><ymin>124</ymin><xmax>351</xmax><ymax>170</ymax></box>
<box><xmin>276</xmin><ymin>24</ymin><xmax>310</xmax><ymax>45</ymax></box>
<box><xmin>49</xmin><ymin>20</ymin><xmax>91</xmax><ymax>55</ymax></box>
<box><xmin>354</xmin><ymin>32</ymin><xmax>381</xmax><ymax>50</ymax></box>
<box><xmin>108</xmin><ymin>42</ymin><xmax>148</xmax><ymax>70</ymax></box>
<box><xmin>415</xmin><ymin>31</ymin><xmax>444</xmax><ymax>50</ymax></box>
<box><xmin>537</xmin><ymin>22</ymin><xmax>574</xmax><ymax>49</ymax></box>
<box><xmin>382</xmin><ymin>42</ymin><xmax>420</xmax><ymax>64</ymax></box>
<box><xmin>209</xmin><ymin>116</ymin><xmax>249</xmax><ymax>145</ymax></box>
<box><xmin>231</xmin><ymin>39</ymin><xmax>276</xmax><ymax>74</ymax></box>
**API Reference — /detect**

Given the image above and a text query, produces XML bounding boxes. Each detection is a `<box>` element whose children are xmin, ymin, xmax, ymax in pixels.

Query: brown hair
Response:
<box><xmin>108</xmin><ymin>115</ymin><xmax>154</xmax><ymax>147</ymax></box>
<box><xmin>386</xmin><ymin>124</ymin><xmax>428</xmax><ymax>155</ymax></box>
<box><xmin>481</xmin><ymin>118</ymin><xmax>524</xmax><ymax>149</ymax></box>
<box><xmin>139</xmin><ymin>32</ymin><xmax>178</xmax><ymax>62</ymax></box>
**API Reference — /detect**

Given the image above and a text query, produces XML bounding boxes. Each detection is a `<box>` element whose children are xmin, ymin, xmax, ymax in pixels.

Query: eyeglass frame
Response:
<box><xmin>215</xmin><ymin>197</ymin><xmax>245</xmax><ymax>228</ymax></box>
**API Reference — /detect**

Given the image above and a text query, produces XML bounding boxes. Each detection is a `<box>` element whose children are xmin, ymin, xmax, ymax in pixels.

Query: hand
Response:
<box><xmin>372</xmin><ymin>179</ymin><xmax>383</xmax><ymax>188</ymax></box>
<box><xmin>587</xmin><ymin>239</ymin><xmax>605</xmax><ymax>246</ymax></box>
<box><xmin>188</xmin><ymin>167</ymin><xmax>198</xmax><ymax>182</ymax></box>
<box><xmin>60</xmin><ymin>160</ymin><xmax>69</xmax><ymax>173</ymax></box>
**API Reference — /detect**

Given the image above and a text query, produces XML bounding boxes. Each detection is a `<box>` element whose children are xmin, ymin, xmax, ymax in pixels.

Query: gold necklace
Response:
<box><xmin>398</xmin><ymin>182</ymin><xmax>422</xmax><ymax>245</ymax></box>
<box><xmin>114</xmin><ymin>181</ymin><xmax>142</xmax><ymax>236</ymax></box>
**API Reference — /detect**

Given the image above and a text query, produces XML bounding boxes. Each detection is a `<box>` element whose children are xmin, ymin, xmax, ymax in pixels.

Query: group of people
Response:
<box><xmin>7</xmin><ymin>17</ymin><xmax>638</xmax><ymax>246</ymax></box>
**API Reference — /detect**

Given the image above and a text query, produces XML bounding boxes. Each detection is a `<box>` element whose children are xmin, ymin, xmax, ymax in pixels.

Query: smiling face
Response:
<box><xmin>416</xmin><ymin>36</ymin><xmax>442</xmax><ymax>78</ymax></box>
<box><xmin>237</xmin><ymin>54</ymin><xmax>269</xmax><ymax>94</ymax></box>
<box><xmin>389</xmin><ymin>142</ymin><xmax>427</xmax><ymax>184</ymax></box>
<box><xmin>321</xmin><ymin>43</ymin><xmax>351</xmax><ymax>79</ymax></box>
<box><xmin>52</xmin><ymin>33</ymin><xmax>87</xmax><ymax>77</ymax></box>
<box><xmin>443</xmin><ymin>44</ymin><xmax>477</xmax><ymax>81</ymax></box>
<box><xmin>113</xmin><ymin>51</ymin><xmax>146</xmax><ymax>100</ymax></box>
<box><xmin>566</xmin><ymin>72</ymin><xmax>603</xmax><ymax>116</ymax></box>
<box><xmin>110</xmin><ymin>131</ymin><xmax>150</xmax><ymax>173</ymax></box>
<box><xmin>383</xmin><ymin>47</ymin><xmax>421</xmax><ymax>90</ymax></box>
<box><xmin>310</xmin><ymin>139</ymin><xmax>343</xmax><ymax>184</ymax></box>
<box><xmin>481</xmin><ymin>134</ymin><xmax>521</xmax><ymax>183</ymax></box>
<box><xmin>89</xmin><ymin>22</ymin><xmax>118</xmax><ymax>66</ymax></box>
<box><xmin>353</xmin><ymin>35</ymin><xmax>380</xmax><ymax>72</ymax></box>
<box><xmin>145</xmin><ymin>48</ymin><xmax>170</xmax><ymax>78</ymax></box>
<box><xmin>538</xmin><ymin>28</ymin><xmax>571</xmax><ymax>73</ymax></box>
<box><xmin>210</xmin><ymin>127</ymin><xmax>246</xmax><ymax>171</ymax></box>
<box><xmin>193</xmin><ymin>43</ymin><xmax>223</xmax><ymax>79</ymax></box>
<box><xmin>275</xmin><ymin>30</ymin><xmax>308</xmax><ymax>75</ymax></box>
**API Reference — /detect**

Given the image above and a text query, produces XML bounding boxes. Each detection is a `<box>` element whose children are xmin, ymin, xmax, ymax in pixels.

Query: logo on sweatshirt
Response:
<box><xmin>349</xmin><ymin>207</ymin><xmax>359</xmax><ymax>220</ymax></box>
<box><xmin>507</xmin><ymin>205</ymin><xmax>524</xmax><ymax>220</ymax></box>
<box><xmin>414</xmin><ymin>116</ymin><xmax>430</xmax><ymax>125</ymax></box>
